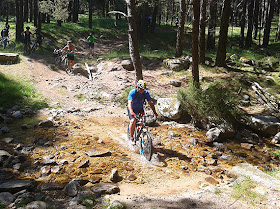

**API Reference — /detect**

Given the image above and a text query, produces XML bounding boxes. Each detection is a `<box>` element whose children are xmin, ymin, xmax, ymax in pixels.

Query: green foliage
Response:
<box><xmin>39</xmin><ymin>0</ymin><xmax>69</xmax><ymax>22</ymax></box>
<box><xmin>80</xmin><ymin>195</ymin><xmax>96</xmax><ymax>208</ymax></box>
<box><xmin>177</xmin><ymin>80</ymin><xmax>242</xmax><ymax>124</ymax></box>
<box><xmin>0</xmin><ymin>72</ymin><xmax>48</xmax><ymax>109</ymax></box>
<box><xmin>0</xmin><ymin>203</ymin><xmax>6</xmax><ymax>209</ymax></box>
<box><xmin>115</xmin><ymin>86</ymin><xmax>133</xmax><ymax>107</ymax></box>
<box><xmin>232</xmin><ymin>177</ymin><xmax>265</xmax><ymax>205</ymax></box>
<box><xmin>272</xmin><ymin>149</ymin><xmax>280</xmax><ymax>159</ymax></box>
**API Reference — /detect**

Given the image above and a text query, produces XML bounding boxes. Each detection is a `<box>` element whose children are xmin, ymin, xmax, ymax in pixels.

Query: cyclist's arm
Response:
<box><xmin>148</xmin><ymin>100</ymin><xmax>157</xmax><ymax>117</ymax></box>
<box><xmin>128</xmin><ymin>100</ymin><xmax>134</xmax><ymax>115</ymax></box>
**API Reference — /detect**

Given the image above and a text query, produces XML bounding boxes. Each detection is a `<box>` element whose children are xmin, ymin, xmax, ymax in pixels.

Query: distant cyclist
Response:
<box><xmin>127</xmin><ymin>80</ymin><xmax>158</xmax><ymax>142</ymax></box>
<box><xmin>34</xmin><ymin>29</ymin><xmax>44</xmax><ymax>50</ymax></box>
<box><xmin>1</xmin><ymin>24</ymin><xmax>9</xmax><ymax>48</ymax></box>
<box><xmin>87</xmin><ymin>33</ymin><xmax>95</xmax><ymax>56</ymax></box>
<box><xmin>21</xmin><ymin>26</ymin><xmax>32</xmax><ymax>53</ymax></box>
<box><xmin>62</xmin><ymin>40</ymin><xmax>75</xmax><ymax>71</ymax></box>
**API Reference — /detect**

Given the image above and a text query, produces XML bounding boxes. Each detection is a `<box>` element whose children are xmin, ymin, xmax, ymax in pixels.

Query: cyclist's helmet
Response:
<box><xmin>137</xmin><ymin>80</ymin><xmax>146</xmax><ymax>90</ymax></box>
<box><xmin>89</xmin><ymin>33</ymin><xmax>92</xmax><ymax>36</ymax></box>
<box><xmin>26</xmin><ymin>26</ymin><xmax>30</xmax><ymax>30</ymax></box>
<box><xmin>67</xmin><ymin>40</ymin><xmax>72</xmax><ymax>43</ymax></box>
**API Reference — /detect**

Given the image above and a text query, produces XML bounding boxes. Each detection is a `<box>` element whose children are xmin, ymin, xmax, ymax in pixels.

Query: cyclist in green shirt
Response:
<box><xmin>62</xmin><ymin>40</ymin><xmax>75</xmax><ymax>71</ymax></box>
<box><xmin>87</xmin><ymin>33</ymin><xmax>95</xmax><ymax>56</ymax></box>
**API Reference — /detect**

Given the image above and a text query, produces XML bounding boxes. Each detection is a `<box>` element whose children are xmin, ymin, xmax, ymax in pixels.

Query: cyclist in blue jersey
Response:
<box><xmin>127</xmin><ymin>80</ymin><xmax>158</xmax><ymax>141</ymax></box>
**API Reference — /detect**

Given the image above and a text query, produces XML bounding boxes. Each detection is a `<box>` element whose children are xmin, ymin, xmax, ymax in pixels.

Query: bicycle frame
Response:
<box><xmin>135</xmin><ymin>114</ymin><xmax>146</xmax><ymax>141</ymax></box>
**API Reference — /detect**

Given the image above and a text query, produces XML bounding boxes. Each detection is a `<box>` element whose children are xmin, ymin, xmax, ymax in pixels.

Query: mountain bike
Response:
<box><xmin>0</xmin><ymin>37</ymin><xmax>16</xmax><ymax>50</ymax></box>
<box><xmin>24</xmin><ymin>40</ymin><xmax>31</xmax><ymax>55</ymax></box>
<box><xmin>53</xmin><ymin>48</ymin><xmax>67</xmax><ymax>67</ymax></box>
<box><xmin>31</xmin><ymin>40</ymin><xmax>41</xmax><ymax>53</ymax></box>
<box><xmin>127</xmin><ymin>113</ymin><xmax>153</xmax><ymax>161</ymax></box>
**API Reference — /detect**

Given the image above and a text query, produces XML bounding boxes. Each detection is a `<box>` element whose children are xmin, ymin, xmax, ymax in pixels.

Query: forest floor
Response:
<box><xmin>0</xmin><ymin>39</ymin><xmax>279</xmax><ymax>209</ymax></box>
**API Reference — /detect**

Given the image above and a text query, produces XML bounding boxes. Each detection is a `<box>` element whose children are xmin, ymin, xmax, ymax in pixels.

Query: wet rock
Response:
<box><xmin>51</xmin><ymin>165</ymin><xmax>61</xmax><ymax>173</ymax></box>
<box><xmin>25</xmin><ymin>201</ymin><xmax>47</xmax><ymax>209</ymax></box>
<box><xmin>126</xmin><ymin>174</ymin><xmax>137</xmax><ymax>181</ymax></box>
<box><xmin>2</xmin><ymin>137</ymin><xmax>13</xmax><ymax>143</ymax></box>
<box><xmin>110</xmin><ymin>168</ymin><xmax>120</xmax><ymax>183</ymax></box>
<box><xmin>64</xmin><ymin>180</ymin><xmax>81</xmax><ymax>197</ymax></box>
<box><xmin>272</xmin><ymin>132</ymin><xmax>280</xmax><ymax>144</ymax></box>
<box><xmin>89</xmin><ymin>177</ymin><xmax>102</xmax><ymax>184</ymax></box>
<box><xmin>0</xmin><ymin>126</ymin><xmax>10</xmax><ymax>133</ymax></box>
<box><xmin>40</xmin><ymin>166</ymin><xmax>51</xmax><ymax>176</ymax></box>
<box><xmin>33</xmin><ymin>138</ymin><xmax>50</xmax><ymax>146</ymax></box>
<box><xmin>241</xmin><ymin>143</ymin><xmax>254</xmax><ymax>150</ymax></box>
<box><xmin>84</xmin><ymin>148</ymin><xmax>111</xmax><ymax>157</ymax></box>
<box><xmin>38</xmin><ymin>120</ymin><xmax>54</xmax><ymax>128</ymax></box>
<box><xmin>40</xmin><ymin>183</ymin><xmax>64</xmax><ymax>191</ymax></box>
<box><xmin>0</xmin><ymin>180</ymin><xmax>36</xmax><ymax>193</ymax></box>
<box><xmin>187</xmin><ymin>138</ymin><xmax>198</xmax><ymax>146</ymax></box>
<box><xmin>41</xmin><ymin>159</ymin><xmax>57</xmax><ymax>166</ymax></box>
<box><xmin>157</xmin><ymin>98</ymin><xmax>182</xmax><ymax>120</ymax></box>
<box><xmin>0</xmin><ymin>192</ymin><xmax>15</xmax><ymax>204</ymax></box>
<box><xmin>60</xmin><ymin>160</ymin><xmax>69</xmax><ymax>166</ymax></box>
<box><xmin>12</xmin><ymin>111</ymin><xmax>22</xmax><ymax>119</ymax></box>
<box><xmin>219</xmin><ymin>154</ymin><xmax>231</xmax><ymax>161</ymax></box>
<box><xmin>0</xmin><ymin>150</ymin><xmax>12</xmax><ymax>158</ymax></box>
<box><xmin>78</xmin><ymin>160</ymin><xmax>90</xmax><ymax>168</ymax></box>
<box><xmin>206</xmin><ymin>123</ymin><xmax>235</xmax><ymax>142</ymax></box>
<box><xmin>91</xmin><ymin>183</ymin><xmax>120</xmax><ymax>196</ymax></box>
<box><xmin>205</xmin><ymin>177</ymin><xmax>219</xmax><ymax>186</ymax></box>
<box><xmin>168</xmin><ymin>131</ymin><xmax>181</xmax><ymax>137</ymax></box>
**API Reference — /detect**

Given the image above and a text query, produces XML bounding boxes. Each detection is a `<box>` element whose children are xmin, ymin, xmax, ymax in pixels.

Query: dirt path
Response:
<box><xmin>0</xmin><ymin>49</ymin><xmax>274</xmax><ymax>208</ymax></box>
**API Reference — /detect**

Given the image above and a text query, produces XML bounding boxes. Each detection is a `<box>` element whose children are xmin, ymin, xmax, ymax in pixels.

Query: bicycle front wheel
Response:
<box><xmin>7</xmin><ymin>41</ymin><xmax>16</xmax><ymax>50</ymax></box>
<box><xmin>140</xmin><ymin>131</ymin><xmax>153</xmax><ymax>161</ymax></box>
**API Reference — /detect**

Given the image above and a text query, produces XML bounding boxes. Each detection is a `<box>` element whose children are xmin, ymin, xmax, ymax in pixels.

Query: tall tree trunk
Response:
<box><xmin>263</xmin><ymin>0</ymin><xmax>275</xmax><ymax>47</ymax></box>
<box><xmin>24</xmin><ymin>0</ymin><xmax>28</xmax><ymax>22</ymax></box>
<box><xmin>126</xmin><ymin>0</ymin><xmax>143</xmax><ymax>81</ymax></box>
<box><xmin>207</xmin><ymin>0</ymin><xmax>217</xmax><ymax>50</ymax></box>
<box><xmin>239</xmin><ymin>0</ymin><xmax>247</xmax><ymax>48</ymax></box>
<box><xmin>29</xmin><ymin>0</ymin><xmax>33</xmax><ymax>22</ymax></box>
<box><xmin>215</xmin><ymin>0</ymin><xmax>231</xmax><ymax>67</ymax></box>
<box><xmin>253</xmin><ymin>0</ymin><xmax>259</xmax><ymax>39</ymax></box>
<box><xmin>68</xmin><ymin>0</ymin><xmax>73</xmax><ymax>22</ymax></box>
<box><xmin>73</xmin><ymin>0</ymin><xmax>79</xmax><ymax>22</ymax></box>
<box><xmin>38</xmin><ymin>12</ymin><xmax>42</xmax><ymax>30</ymax></box>
<box><xmin>89</xmin><ymin>0</ymin><xmax>93</xmax><ymax>28</ymax></box>
<box><xmin>16</xmin><ymin>0</ymin><xmax>24</xmax><ymax>41</ymax></box>
<box><xmin>192</xmin><ymin>0</ymin><xmax>200</xmax><ymax>84</ymax></box>
<box><xmin>34</xmin><ymin>0</ymin><xmax>38</xmax><ymax>27</ymax></box>
<box><xmin>175</xmin><ymin>0</ymin><xmax>186</xmax><ymax>57</ymax></box>
<box><xmin>276</xmin><ymin>7</ymin><xmax>280</xmax><ymax>41</ymax></box>
<box><xmin>199</xmin><ymin>0</ymin><xmax>206</xmax><ymax>64</ymax></box>
<box><xmin>245</xmin><ymin>0</ymin><xmax>254</xmax><ymax>48</ymax></box>
<box><xmin>151</xmin><ymin>0</ymin><xmax>159</xmax><ymax>33</ymax></box>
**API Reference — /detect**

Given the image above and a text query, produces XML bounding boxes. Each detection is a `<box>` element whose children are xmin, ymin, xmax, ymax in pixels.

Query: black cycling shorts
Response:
<box><xmin>127</xmin><ymin>107</ymin><xmax>144</xmax><ymax>120</ymax></box>
<box><xmin>67</xmin><ymin>54</ymin><xmax>74</xmax><ymax>61</ymax></box>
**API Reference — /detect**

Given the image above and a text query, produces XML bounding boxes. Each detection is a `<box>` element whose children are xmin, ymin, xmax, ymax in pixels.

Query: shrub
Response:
<box><xmin>177</xmin><ymin>80</ymin><xmax>242</xmax><ymax>125</ymax></box>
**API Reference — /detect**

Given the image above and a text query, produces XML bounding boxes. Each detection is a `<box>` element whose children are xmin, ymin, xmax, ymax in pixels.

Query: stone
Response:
<box><xmin>157</xmin><ymin>98</ymin><xmax>182</xmax><ymax>120</ymax></box>
<box><xmin>91</xmin><ymin>183</ymin><xmax>120</xmax><ymax>196</ymax></box>
<box><xmin>64</xmin><ymin>180</ymin><xmax>81</xmax><ymax>197</ymax></box>
<box><xmin>250</xmin><ymin>115</ymin><xmax>280</xmax><ymax>136</ymax></box>
<box><xmin>0</xmin><ymin>126</ymin><xmax>10</xmax><ymax>133</ymax></box>
<box><xmin>205</xmin><ymin>177</ymin><xmax>219</xmax><ymax>186</ymax></box>
<box><xmin>163</xmin><ymin>56</ymin><xmax>191</xmax><ymax>71</ymax></box>
<box><xmin>169</xmin><ymin>80</ymin><xmax>182</xmax><ymax>87</ymax></box>
<box><xmin>108</xmin><ymin>200</ymin><xmax>126</xmax><ymax>209</ymax></box>
<box><xmin>78</xmin><ymin>160</ymin><xmax>90</xmax><ymax>168</ymax></box>
<box><xmin>110</xmin><ymin>168</ymin><xmax>119</xmax><ymax>183</ymax></box>
<box><xmin>240</xmin><ymin>143</ymin><xmax>254</xmax><ymax>150</ymax></box>
<box><xmin>0</xmin><ymin>180</ymin><xmax>36</xmax><ymax>193</ymax></box>
<box><xmin>38</xmin><ymin>120</ymin><xmax>54</xmax><ymax>128</ymax></box>
<box><xmin>25</xmin><ymin>201</ymin><xmax>47</xmax><ymax>209</ymax></box>
<box><xmin>0</xmin><ymin>192</ymin><xmax>15</xmax><ymax>204</ymax></box>
<box><xmin>121</xmin><ymin>60</ymin><xmax>133</xmax><ymax>71</ymax></box>
<box><xmin>0</xmin><ymin>53</ymin><xmax>19</xmax><ymax>64</ymax></box>
<box><xmin>12</xmin><ymin>111</ymin><xmax>22</xmax><ymax>119</ymax></box>
<box><xmin>40</xmin><ymin>183</ymin><xmax>63</xmax><ymax>191</ymax></box>
<box><xmin>84</xmin><ymin>149</ymin><xmax>111</xmax><ymax>157</ymax></box>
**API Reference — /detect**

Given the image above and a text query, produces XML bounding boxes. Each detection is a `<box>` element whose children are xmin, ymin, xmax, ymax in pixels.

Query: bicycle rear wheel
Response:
<box><xmin>140</xmin><ymin>131</ymin><xmax>153</xmax><ymax>161</ymax></box>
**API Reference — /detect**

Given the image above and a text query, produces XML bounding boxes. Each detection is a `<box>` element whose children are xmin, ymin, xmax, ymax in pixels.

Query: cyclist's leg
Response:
<box><xmin>128</xmin><ymin>108</ymin><xmax>136</xmax><ymax>139</ymax></box>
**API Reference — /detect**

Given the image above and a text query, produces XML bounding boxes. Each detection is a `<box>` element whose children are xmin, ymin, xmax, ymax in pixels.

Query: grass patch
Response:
<box><xmin>232</xmin><ymin>177</ymin><xmax>266</xmax><ymax>206</ymax></box>
<box><xmin>115</xmin><ymin>86</ymin><xmax>133</xmax><ymax>107</ymax></box>
<box><xmin>80</xmin><ymin>195</ymin><xmax>96</xmax><ymax>209</ymax></box>
<box><xmin>0</xmin><ymin>72</ymin><xmax>48</xmax><ymax>110</ymax></box>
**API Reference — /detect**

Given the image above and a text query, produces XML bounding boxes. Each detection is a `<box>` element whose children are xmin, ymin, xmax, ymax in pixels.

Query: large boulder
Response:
<box><xmin>249</xmin><ymin>115</ymin><xmax>280</xmax><ymax>136</ymax></box>
<box><xmin>163</xmin><ymin>56</ymin><xmax>191</xmax><ymax>71</ymax></box>
<box><xmin>0</xmin><ymin>53</ymin><xmax>19</xmax><ymax>64</ymax></box>
<box><xmin>157</xmin><ymin>98</ymin><xmax>182</xmax><ymax>120</ymax></box>
<box><xmin>206</xmin><ymin>122</ymin><xmax>235</xmax><ymax>142</ymax></box>
<box><xmin>121</xmin><ymin>60</ymin><xmax>134</xmax><ymax>71</ymax></box>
